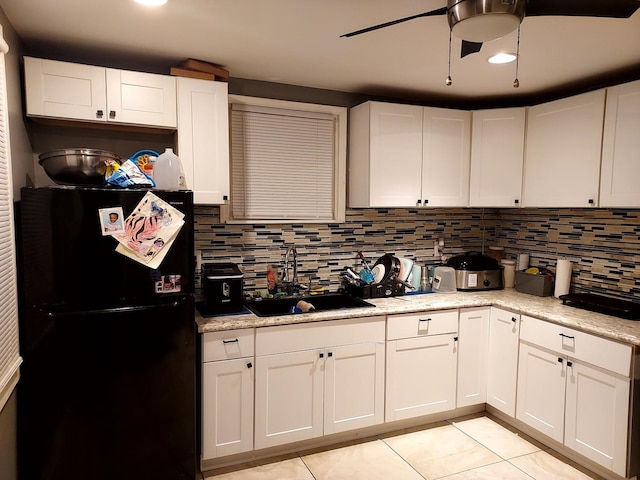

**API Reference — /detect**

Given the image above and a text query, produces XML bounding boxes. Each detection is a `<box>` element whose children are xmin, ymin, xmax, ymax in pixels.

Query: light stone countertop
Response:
<box><xmin>196</xmin><ymin>289</ymin><xmax>640</xmax><ymax>347</ymax></box>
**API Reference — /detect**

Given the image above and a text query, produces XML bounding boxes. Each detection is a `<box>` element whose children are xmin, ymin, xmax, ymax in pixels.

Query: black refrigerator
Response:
<box><xmin>17</xmin><ymin>186</ymin><xmax>198</xmax><ymax>480</ymax></box>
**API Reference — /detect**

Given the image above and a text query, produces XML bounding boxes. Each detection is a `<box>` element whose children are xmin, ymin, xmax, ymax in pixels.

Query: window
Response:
<box><xmin>0</xmin><ymin>27</ymin><xmax>20</xmax><ymax>411</ymax></box>
<box><xmin>227</xmin><ymin>95</ymin><xmax>346</xmax><ymax>223</ymax></box>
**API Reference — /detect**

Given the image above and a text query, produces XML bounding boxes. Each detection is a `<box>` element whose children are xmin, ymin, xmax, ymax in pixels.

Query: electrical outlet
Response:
<box><xmin>196</xmin><ymin>250</ymin><xmax>202</xmax><ymax>271</ymax></box>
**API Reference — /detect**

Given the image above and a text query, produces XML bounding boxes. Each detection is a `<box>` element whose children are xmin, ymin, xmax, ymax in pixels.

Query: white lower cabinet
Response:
<box><xmin>457</xmin><ymin>307</ymin><xmax>490</xmax><ymax>407</ymax></box>
<box><xmin>385</xmin><ymin>310</ymin><xmax>458</xmax><ymax>421</ymax></box>
<box><xmin>254</xmin><ymin>316</ymin><xmax>385</xmax><ymax>450</ymax></box>
<box><xmin>486</xmin><ymin>307</ymin><xmax>520</xmax><ymax>416</ymax></box>
<box><xmin>255</xmin><ymin>349</ymin><xmax>323</xmax><ymax>448</ymax></box>
<box><xmin>516</xmin><ymin>315</ymin><xmax>632</xmax><ymax>476</ymax></box>
<box><xmin>201</xmin><ymin>329</ymin><xmax>255</xmax><ymax>461</ymax></box>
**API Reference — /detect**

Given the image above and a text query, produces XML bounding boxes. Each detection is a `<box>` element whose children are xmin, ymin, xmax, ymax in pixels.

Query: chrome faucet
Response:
<box><xmin>282</xmin><ymin>246</ymin><xmax>298</xmax><ymax>285</ymax></box>
<box><xmin>281</xmin><ymin>246</ymin><xmax>306</xmax><ymax>296</ymax></box>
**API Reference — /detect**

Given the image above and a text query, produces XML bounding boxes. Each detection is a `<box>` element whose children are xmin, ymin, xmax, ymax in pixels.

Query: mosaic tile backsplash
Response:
<box><xmin>194</xmin><ymin>206</ymin><xmax>640</xmax><ymax>302</ymax></box>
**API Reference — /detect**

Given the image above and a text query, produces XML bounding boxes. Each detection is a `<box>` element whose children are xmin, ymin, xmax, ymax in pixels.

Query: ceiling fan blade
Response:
<box><xmin>340</xmin><ymin>7</ymin><xmax>448</xmax><ymax>38</ymax></box>
<box><xmin>461</xmin><ymin>40</ymin><xmax>483</xmax><ymax>58</ymax></box>
<box><xmin>525</xmin><ymin>0</ymin><xmax>640</xmax><ymax>18</ymax></box>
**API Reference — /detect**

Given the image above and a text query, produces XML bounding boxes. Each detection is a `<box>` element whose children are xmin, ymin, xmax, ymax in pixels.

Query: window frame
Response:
<box><xmin>223</xmin><ymin>95</ymin><xmax>347</xmax><ymax>224</ymax></box>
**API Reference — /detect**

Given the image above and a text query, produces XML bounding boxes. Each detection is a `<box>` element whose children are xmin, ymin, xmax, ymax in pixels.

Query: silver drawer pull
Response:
<box><xmin>222</xmin><ymin>338</ymin><xmax>239</xmax><ymax>344</ymax></box>
<box><xmin>559</xmin><ymin>333</ymin><xmax>575</xmax><ymax>340</ymax></box>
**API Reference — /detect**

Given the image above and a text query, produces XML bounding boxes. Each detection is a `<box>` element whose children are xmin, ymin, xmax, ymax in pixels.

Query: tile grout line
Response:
<box><xmin>297</xmin><ymin>452</ymin><xmax>319</xmax><ymax>480</ymax></box>
<box><xmin>376</xmin><ymin>436</ymin><xmax>429</xmax><ymax>480</ymax></box>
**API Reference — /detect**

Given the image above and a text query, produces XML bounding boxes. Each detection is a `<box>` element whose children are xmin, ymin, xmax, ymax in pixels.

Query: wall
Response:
<box><xmin>1</xmin><ymin>11</ymin><xmax>32</xmax><ymax>200</ymax></box>
<box><xmin>195</xmin><ymin>206</ymin><xmax>498</xmax><ymax>294</ymax></box>
<box><xmin>195</xmin><ymin>206</ymin><xmax>640</xmax><ymax>302</ymax></box>
<box><xmin>497</xmin><ymin>208</ymin><xmax>640</xmax><ymax>301</ymax></box>
<box><xmin>0</xmin><ymin>9</ymin><xmax>29</xmax><ymax>480</ymax></box>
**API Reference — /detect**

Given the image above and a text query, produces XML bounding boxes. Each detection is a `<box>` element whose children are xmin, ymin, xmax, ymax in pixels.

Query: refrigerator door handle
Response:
<box><xmin>36</xmin><ymin>299</ymin><xmax>189</xmax><ymax>318</ymax></box>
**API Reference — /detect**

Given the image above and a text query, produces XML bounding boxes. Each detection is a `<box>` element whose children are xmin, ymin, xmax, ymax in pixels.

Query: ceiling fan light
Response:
<box><xmin>451</xmin><ymin>13</ymin><xmax>521</xmax><ymax>42</ymax></box>
<box><xmin>448</xmin><ymin>0</ymin><xmax>525</xmax><ymax>42</ymax></box>
<box><xmin>488</xmin><ymin>52</ymin><xmax>518</xmax><ymax>64</ymax></box>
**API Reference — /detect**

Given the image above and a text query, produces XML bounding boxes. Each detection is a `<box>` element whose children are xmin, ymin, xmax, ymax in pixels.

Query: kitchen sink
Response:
<box><xmin>244</xmin><ymin>293</ymin><xmax>375</xmax><ymax>317</ymax></box>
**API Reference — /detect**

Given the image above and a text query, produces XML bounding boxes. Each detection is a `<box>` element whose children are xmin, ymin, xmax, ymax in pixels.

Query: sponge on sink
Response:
<box><xmin>296</xmin><ymin>300</ymin><xmax>316</xmax><ymax>313</ymax></box>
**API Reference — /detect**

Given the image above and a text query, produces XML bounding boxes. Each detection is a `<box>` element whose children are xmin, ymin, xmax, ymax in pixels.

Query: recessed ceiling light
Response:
<box><xmin>134</xmin><ymin>0</ymin><xmax>168</xmax><ymax>6</ymax></box>
<box><xmin>488</xmin><ymin>53</ymin><xmax>517</xmax><ymax>64</ymax></box>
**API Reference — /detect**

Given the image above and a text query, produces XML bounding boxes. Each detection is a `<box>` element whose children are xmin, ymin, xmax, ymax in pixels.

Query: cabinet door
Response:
<box><xmin>24</xmin><ymin>56</ymin><xmax>107</xmax><ymax>122</ymax></box>
<box><xmin>385</xmin><ymin>334</ymin><xmax>457</xmax><ymax>421</ymax></box>
<box><xmin>324</xmin><ymin>342</ymin><xmax>385</xmax><ymax>435</ymax></box>
<box><xmin>469</xmin><ymin>108</ymin><xmax>525</xmax><ymax>207</ymax></box>
<box><xmin>421</xmin><ymin>107</ymin><xmax>470</xmax><ymax>207</ymax></box>
<box><xmin>254</xmin><ymin>350</ymin><xmax>323</xmax><ymax>449</ymax></box>
<box><xmin>106</xmin><ymin>69</ymin><xmax>177</xmax><ymax>128</ymax></box>
<box><xmin>522</xmin><ymin>90</ymin><xmax>605</xmax><ymax>207</ymax></box>
<box><xmin>486</xmin><ymin>308</ymin><xmax>520</xmax><ymax>417</ymax></box>
<box><xmin>362</xmin><ymin>102</ymin><xmax>424</xmax><ymax>207</ymax></box>
<box><xmin>202</xmin><ymin>358</ymin><xmax>254</xmax><ymax>460</ymax></box>
<box><xmin>516</xmin><ymin>343</ymin><xmax>566</xmax><ymax>443</ymax></box>
<box><xmin>177</xmin><ymin>78</ymin><xmax>230</xmax><ymax>204</ymax></box>
<box><xmin>457</xmin><ymin>307</ymin><xmax>489</xmax><ymax>408</ymax></box>
<box><xmin>600</xmin><ymin>79</ymin><xmax>640</xmax><ymax>207</ymax></box>
<box><xmin>565</xmin><ymin>360</ymin><xmax>630</xmax><ymax>476</ymax></box>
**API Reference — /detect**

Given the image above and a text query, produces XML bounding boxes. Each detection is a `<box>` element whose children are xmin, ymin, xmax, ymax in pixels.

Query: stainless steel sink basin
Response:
<box><xmin>244</xmin><ymin>293</ymin><xmax>375</xmax><ymax>317</ymax></box>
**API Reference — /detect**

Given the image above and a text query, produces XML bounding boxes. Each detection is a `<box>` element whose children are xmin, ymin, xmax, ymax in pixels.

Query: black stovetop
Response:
<box><xmin>560</xmin><ymin>293</ymin><xmax>640</xmax><ymax>320</ymax></box>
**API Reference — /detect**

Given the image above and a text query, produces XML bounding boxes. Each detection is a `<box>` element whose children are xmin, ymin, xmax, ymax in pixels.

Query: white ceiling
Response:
<box><xmin>2</xmin><ymin>0</ymin><xmax>640</xmax><ymax>105</ymax></box>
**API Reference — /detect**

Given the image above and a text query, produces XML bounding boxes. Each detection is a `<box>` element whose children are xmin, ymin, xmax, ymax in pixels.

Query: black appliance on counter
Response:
<box><xmin>202</xmin><ymin>262</ymin><xmax>244</xmax><ymax>314</ymax></box>
<box><xmin>560</xmin><ymin>293</ymin><xmax>640</xmax><ymax>320</ymax></box>
<box><xmin>17</xmin><ymin>186</ymin><xmax>197</xmax><ymax>480</ymax></box>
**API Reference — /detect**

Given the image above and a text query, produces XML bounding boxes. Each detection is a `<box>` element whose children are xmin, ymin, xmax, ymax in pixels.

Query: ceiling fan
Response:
<box><xmin>340</xmin><ymin>0</ymin><xmax>640</xmax><ymax>58</ymax></box>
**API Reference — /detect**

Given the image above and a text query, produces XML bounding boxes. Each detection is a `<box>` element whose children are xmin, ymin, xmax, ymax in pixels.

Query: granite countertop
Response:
<box><xmin>196</xmin><ymin>289</ymin><xmax>640</xmax><ymax>347</ymax></box>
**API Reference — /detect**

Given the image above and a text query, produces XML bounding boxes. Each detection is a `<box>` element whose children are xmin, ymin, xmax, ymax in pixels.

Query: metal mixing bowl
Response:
<box><xmin>38</xmin><ymin>148</ymin><xmax>122</xmax><ymax>185</ymax></box>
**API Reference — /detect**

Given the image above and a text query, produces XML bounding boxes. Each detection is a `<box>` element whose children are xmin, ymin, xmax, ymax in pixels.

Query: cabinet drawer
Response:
<box><xmin>203</xmin><ymin>329</ymin><xmax>255</xmax><ymax>362</ymax></box>
<box><xmin>520</xmin><ymin>315</ymin><xmax>631</xmax><ymax>377</ymax></box>
<box><xmin>387</xmin><ymin>310</ymin><xmax>458</xmax><ymax>340</ymax></box>
<box><xmin>256</xmin><ymin>316</ymin><xmax>385</xmax><ymax>356</ymax></box>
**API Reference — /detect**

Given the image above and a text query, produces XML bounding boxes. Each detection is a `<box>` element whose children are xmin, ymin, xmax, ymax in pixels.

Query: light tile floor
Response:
<box><xmin>204</xmin><ymin>413</ymin><xmax>605</xmax><ymax>480</ymax></box>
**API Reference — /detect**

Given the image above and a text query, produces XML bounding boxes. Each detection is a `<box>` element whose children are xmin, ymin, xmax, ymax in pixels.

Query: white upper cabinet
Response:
<box><xmin>105</xmin><ymin>68</ymin><xmax>176</xmax><ymax>128</ymax></box>
<box><xmin>600</xmin><ymin>79</ymin><xmax>640</xmax><ymax>207</ymax></box>
<box><xmin>24</xmin><ymin>56</ymin><xmax>177</xmax><ymax>129</ymax></box>
<box><xmin>469</xmin><ymin>108</ymin><xmax>525</xmax><ymax>207</ymax></box>
<box><xmin>349</xmin><ymin>102</ymin><xmax>423</xmax><ymax>207</ymax></box>
<box><xmin>421</xmin><ymin>107</ymin><xmax>470</xmax><ymax>207</ymax></box>
<box><xmin>25</xmin><ymin>57</ymin><xmax>106</xmax><ymax>122</ymax></box>
<box><xmin>176</xmin><ymin>77</ymin><xmax>230</xmax><ymax>204</ymax></box>
<box><xmin>522</xmin><ymin>90</ymin><xmax>605</xmax><ymax>207</ymax></box>
<box><xmin>348</xmin><ymin>101</ymin><xmax>470</xmax><ymax>208</ymax></box>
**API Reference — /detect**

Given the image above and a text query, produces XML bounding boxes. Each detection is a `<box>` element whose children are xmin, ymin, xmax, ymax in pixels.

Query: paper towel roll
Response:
<box><xmin>554</xmin><ymin>258</ymin><xmax>572</xmax><ymax>298</ymax></box>
<box><xmin>518</xmin><ymin>253</ymin><xmax>530</xmax><ymax>271</ymax></box>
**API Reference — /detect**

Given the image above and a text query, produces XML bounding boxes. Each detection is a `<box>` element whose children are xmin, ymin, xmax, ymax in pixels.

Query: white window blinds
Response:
<box><xmin>0</xmin><ymin>29</ymin><xmax>20</xmax><ymax>412</ymax></box>
<box><xmin>230</xmin><ymin>103</ymin><xmax>337</xmax><ymax>221</ymax></box>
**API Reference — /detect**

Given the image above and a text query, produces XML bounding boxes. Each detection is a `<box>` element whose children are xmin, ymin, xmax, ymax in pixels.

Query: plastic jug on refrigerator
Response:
<box><xmin>154</xmin><ymin>148</ymin><xmax>185</xmax><ymax>189</ymax></box>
